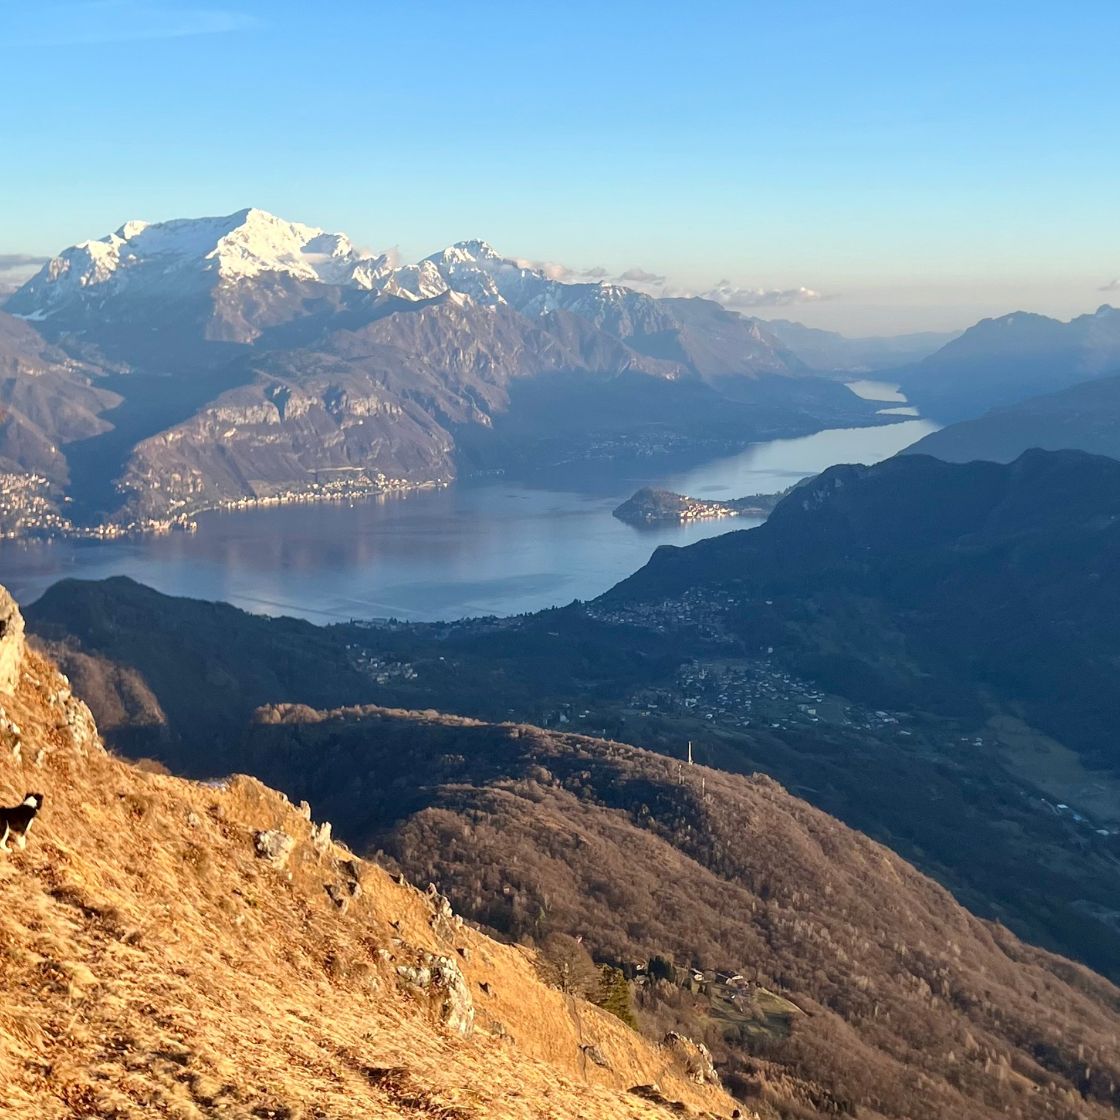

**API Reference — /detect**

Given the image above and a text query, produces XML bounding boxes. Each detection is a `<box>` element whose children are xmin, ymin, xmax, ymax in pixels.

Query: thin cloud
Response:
<box><xmin>10</xmin><ymin>2</ymin><xmax>261</xmax><ymax>46</ymax></box>
<box><xmin>1099</xmin><ymin>279</ymin><xmax>1120</xmax><ymax>293</ymax></box>
<box><xmin>511</xmin><ymin>257</ymin><xmax>578</xmax><ymax>282</ymax></box>
<box><xmin>0</xmin><ymin>254</ymin><xmax>49</xmax><ymax>294</ymax></box>
<box><xmin>617</xmin><ymin>268</ymin><xmax>666</xmax><ymax>285</ymax></box>
<box><xmin>701</xmin><ymin>281</ymin><xmax>827</xmax><ymax>309</ymax></box>
<box><xmin>510</xmin><ymin>258</ymin><xmax>613</xmax><ymax>283</ymax></box>
<box><xmin>374</xmin><ymin>246</ymin><xmax>403</xmax><ymax>268</ymax></box>
<box><xmin>0</xmin><ymin>254</ymin><xmax>49</xmax><ymax>270</ymax></box>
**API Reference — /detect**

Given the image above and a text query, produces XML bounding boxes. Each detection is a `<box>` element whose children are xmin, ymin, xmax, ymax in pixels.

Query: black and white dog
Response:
<box><xmin>0</xmin><ymin>793</ymin><xmax>43</xmax><ymax>852</ymax></box>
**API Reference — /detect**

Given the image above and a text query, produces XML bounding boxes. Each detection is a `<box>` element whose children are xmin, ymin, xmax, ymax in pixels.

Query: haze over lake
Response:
<box><xmin>0</xmin><ymin>416</ymin><xmax>935</xmax><ymax>622</ymax></box>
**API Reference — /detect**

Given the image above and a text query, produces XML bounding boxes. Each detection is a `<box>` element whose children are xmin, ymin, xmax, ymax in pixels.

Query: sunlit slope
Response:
<box><xmin>0</xmin><ymin>596</ymin><xmax>734</xmax><ymax>1119</ymax></box>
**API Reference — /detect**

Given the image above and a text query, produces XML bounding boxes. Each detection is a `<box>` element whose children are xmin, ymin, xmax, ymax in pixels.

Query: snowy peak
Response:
<box><xmin>115</xmin><ymin>219</ymin><xmax>151</xmax><ymax>240</ymax></box>
<box><xmin>426</xmin><ymin>239</ymin><xmax>506</xmax><ymax>268</ymax></box>
<box><xmin>10</xmin><ymin>208</ymin><xmax>395</xmax><ymax>316</ymax></box>
<box><xmin>11</xmin><ymin>211</ymin><xmax>671</xmax><ymax>326</ymax></box>
<box><xmin>380</xmin><ymin>259</ymin><xmax>449</xmax><ymax>301</ymax></box>
<box><xmin>7</xmin><ymin>209</ymin><xmax>798</xmax><ymax>385</ymax></box>
<box><xmin>201</xmin><ymin>207</ymin><xmax>378</xmax><ymax>285</ymax></box>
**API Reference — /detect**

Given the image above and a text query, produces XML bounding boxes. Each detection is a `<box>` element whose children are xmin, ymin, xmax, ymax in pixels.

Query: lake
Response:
<box><xmin>0</xmin><ymin>412</ymin><xmax>937</xmax><ymax>623</ymax></box>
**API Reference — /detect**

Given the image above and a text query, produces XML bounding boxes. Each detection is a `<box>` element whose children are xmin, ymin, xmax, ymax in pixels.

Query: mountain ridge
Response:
<box><xmin>898</xmin><ymin>304</ymin><xmax>1120</xmax><ymax>421</ymax></box>
<box><xmin>902</xmin><ymin>370</ymin><xmax>1120</xmax><ymax>464</ymax></box>
<box><xmin>0</xmin><ymin>210</ymin><xmax>882</xmax><ymax>535</ymax></box>
<box><xmin>0</xmin><ymin>587</ymin><xmax>740</xmax><ymax>1119</ymax></box>
<box><xmin>238</xmin><ymin>699</ymin><xmax>1120</xmax><ymax>1120</ymax></box>
<box><xmin>9</xmin><ymin>578</ymin><xmax>1120</xmax><ymax>1118</ymax></box>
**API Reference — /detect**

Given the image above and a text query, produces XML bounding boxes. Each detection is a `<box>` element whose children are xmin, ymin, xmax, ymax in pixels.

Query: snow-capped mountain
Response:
<box><xmin>0</xmin><ymin>209</ymin><xmax>877</xmax><ymax>535</ymax></box>
<box><xmin>6</xmin><ymin>212</ymin><xmax>705</xmax><ymax>337</ymax></box>
<box><xmin>7</xmin><ymin>208</ymin><xmax>400</xmax><ymax>321</ymax></box>
<box><xmin>8</xmin><ymin>212</ymin><xmax>677</xmax><ymax>345</ymax></box>
<box><xmin>422</xmin><ymin>239</ymin><xmax>682</xmax><ymax>340</ymax></box>
<box><xmin>6</xmin><ymin>208</ymin><xmax>808</xmax><ymax>379</ymax></box>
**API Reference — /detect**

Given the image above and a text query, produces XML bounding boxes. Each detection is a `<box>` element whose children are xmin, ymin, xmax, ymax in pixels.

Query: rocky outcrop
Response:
<box><xmin>663</xmin><ymin>1032</ymin><xmax>721</xmax><ymax>1086</ymax></box>
<box><xmin>396</xmin><ymin>952</ymin><xmax>475</xmax><ymax>1037</ymax></box>
<box><xmin>0</xmin><ymin>586</ymin><xmax>25</xmax><ymax>695</ymax></box>
<box><xmin>425</xmin><ymin>882</ymin><xmax>463</xmax><ymax>940</ymax></box>
<box><xmin>253</xmin><ymin>828</ymin><xmax>295</xmax><ymax>867</ymax></box>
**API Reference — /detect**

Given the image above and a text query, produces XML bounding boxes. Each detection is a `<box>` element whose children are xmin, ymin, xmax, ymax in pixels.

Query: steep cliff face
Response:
<box><xmin>0</xmin><ymin>591</ymin><xmax>737</xmax><ymax>1120</ymax></box>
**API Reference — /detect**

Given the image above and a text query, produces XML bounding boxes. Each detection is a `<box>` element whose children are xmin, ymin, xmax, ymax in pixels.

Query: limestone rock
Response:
<box><xmin>0</xmin><ymin>587</ymin><xmax>25</xmax><ymax>695</ymax></box>
<box><xmin>581</xmin><ymin>1043</ymin><xmax>612</xmax><ymax>1069</ymax></box>
<box><xmin>310</xmin><ymin>819</ymin><xmax>332</xmax><ymax>856</ymax></box>
<box><xmin>254</xmin><ymin>829</ymin><xmax>295</xmax><ymax>867</ymax></box>
<box><xmin>663</xmin><ymin>1032</ymin><xmax>720</xmax><ymax>1086</ymax></box>
<box><xmin>426</xmin><ymin>882</ymin><xmax>462</xmax><ymax>939</ymax></box>
<box><xmin>396</xmin><ymin>952</ymin><xmax>475</xmax><ymax>1037</ymax></box>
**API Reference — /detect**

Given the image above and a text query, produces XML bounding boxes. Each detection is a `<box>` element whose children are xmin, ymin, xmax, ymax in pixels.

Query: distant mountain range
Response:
<box><xmin>6</xmin><ymin>207</ymin><xmax>1120</xmax><ymax>535</ymax></box>
<box><xmin>904</xmin><ymin>370</ymin><xmax>1120</xmax><ymax>463</ymax></box>
<box><xmin>760</xmin><ymin>317</ymin><xmax>959</xmax><ymax>372</ymax></box>
<box><xmin>6</xmin><ymin>211</ymin><xmax>801</xmax><ymax>382</ymax></box>
<box><xmin>0</xmin><ymin>208</ymin><xmax>883</xmax><ymax>535</ymax></box>
<box><xmin>898</xmin><ymin>304</ymin><xmax>1120</xmax><ymax>421</ymax></box>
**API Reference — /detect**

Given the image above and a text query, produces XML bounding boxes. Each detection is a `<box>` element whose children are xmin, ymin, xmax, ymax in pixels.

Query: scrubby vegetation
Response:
<box><xmin>0</xmin><ymin>642</ymin><xmax>735</xmax><ymax>1118</ymax></box>
<box><xmin>232</xmin><ymin>703</ymin><xmax>1120</xmax><ymax>1120</ymax></box>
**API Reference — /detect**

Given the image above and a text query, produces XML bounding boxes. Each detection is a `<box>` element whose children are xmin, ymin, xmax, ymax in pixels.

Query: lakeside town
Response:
<box><xmin>0</xmin><ymin>468</ymin><xmax>447</xmax><ymax>542</ymax></box>
<box><xmin>0</xmin><ymin>472</ymin><xmax>197</xmax><ymax>541</ymax></box>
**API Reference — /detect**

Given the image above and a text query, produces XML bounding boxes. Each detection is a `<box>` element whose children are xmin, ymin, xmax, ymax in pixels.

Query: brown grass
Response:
<box><xmin>237</xmin><ymin>704</ymin><xmax>1120</xmax><ymax>1120</ymax></box>
<box><xmin>0</xmin><ymin>650</ymin><xmax>736</xmax><ymax>1120</ymax></box>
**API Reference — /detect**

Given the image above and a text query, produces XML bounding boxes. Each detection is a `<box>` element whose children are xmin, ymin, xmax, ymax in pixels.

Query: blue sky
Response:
<box><xmin>1</xmin><ymin>0</ymin><xmax>1117</xmax><ymax>332</ymax></box>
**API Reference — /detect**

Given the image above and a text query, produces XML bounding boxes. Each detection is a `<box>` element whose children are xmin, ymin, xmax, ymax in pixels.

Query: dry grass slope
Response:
<box><xmin>0</xmin><ymin>641</ymin><xmax>737</xmax><ymax>1119</ymax></box>
<box><xmin>239</xmin><ymin>704</ymin><xmax>1120</xmax><ymax>1120</ymax></box>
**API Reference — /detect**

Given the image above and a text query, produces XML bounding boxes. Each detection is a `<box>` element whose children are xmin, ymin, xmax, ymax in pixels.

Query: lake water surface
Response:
<box><xmin>0</xmin><ymin>415</ymin><xmax>937</xmax><ymax>622</ymax></box>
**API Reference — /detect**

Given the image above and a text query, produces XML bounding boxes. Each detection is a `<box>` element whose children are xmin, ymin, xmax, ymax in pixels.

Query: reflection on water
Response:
<box><xmin>0</xmin><ymin>418</ymin><xmax>938</xmax><ymax>623</ymax></box>
<box><xmin>658</xmin><ymin>418</ymin><xmax>937</xmax><ymax>498</ymax></box>
<box><xmin>845</xmin><ymin>379</ymin><xmax>907</xmax><ymax>403</ymax></box>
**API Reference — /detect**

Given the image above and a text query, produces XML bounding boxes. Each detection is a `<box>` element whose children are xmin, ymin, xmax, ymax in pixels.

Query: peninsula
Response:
<box><xmin>612</xmin><ymin>485</ymin><xmax>793</xmax><ymax>526</ymax></box>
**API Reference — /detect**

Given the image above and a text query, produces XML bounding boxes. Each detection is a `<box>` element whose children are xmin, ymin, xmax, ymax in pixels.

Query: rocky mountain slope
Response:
<box><xmin>898</xmin><ymin>304</ymin><xmax>1120</xmax><ymax>421</ymax></box>
<box><xmin>0</xmin><ymin>209</ymin><xmax>877</xmax><ymax>532</ymax></box>
<box><xmin>0</xmin><ymin>312</ymin><xmax>119</xmax><ymax>533</ymax></box>
<box><xmin>903</xmin><ymin>371</ymin><xmax>1120</xmax><ymax>464</ymax></box>
<box><xmin>238</xmin><ymin>703</ymin><xmax>1120</xmax><ymax>1120</ymax></box>
<box><xmin>14</xmin><ymin>578</ymin><xmax>1120</xmax><ymax>1117</ymax></box>
<box><xmin>608</xmin><ymin>448</ymin><xmax>1120</xmax><ymax>769</ymax></box>
<box><xmin>0</xmin><ymin>587</ymin><xmax>737</xmax><ymax>1119</ymax></box>
<box><xmin>27</xmin><ymin>447</ymin><xmax>1120</xmax><ymax>981</ymax></box>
